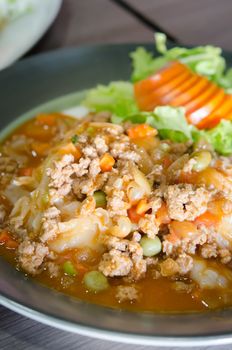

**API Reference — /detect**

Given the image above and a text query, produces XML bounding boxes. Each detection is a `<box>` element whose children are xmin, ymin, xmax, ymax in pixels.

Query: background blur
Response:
<box><xmin>29</xmin><ymin>0</ymin><xmax>232</xmax><ymax>55</ymax></box>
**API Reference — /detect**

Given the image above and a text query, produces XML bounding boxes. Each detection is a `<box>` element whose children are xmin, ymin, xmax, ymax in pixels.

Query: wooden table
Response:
<box><xmin>1</xmin><ymin>1</ymin><xmax>232</xmax><ymax>349</ymax></box>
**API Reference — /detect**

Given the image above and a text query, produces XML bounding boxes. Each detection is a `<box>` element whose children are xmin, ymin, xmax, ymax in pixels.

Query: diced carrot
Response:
<box><xmin>100</xmin><ymin>153</ymin><xmax>115</xmax><ymax>172</ymax></box>
<box><xmin>5</xmin><ymin>239</ymin><xmax>19</xmax><ymax>250</ymax></box>
<box><xmin>128</xmin><ymin>206</ymin><xmax>144</xmax><ymax>223</ymax></box>
<box><xmin>136</xmin><ymin>199</ymin><xmax>150</xmax><ymax>215</ymax></box>
<box><xmin>18</xmin><ymin>167</ymin><xmax>33</xmax><ymax>177</ymax></box>
<box><xmin>32</xmin><ymin>142</ymin><xmax>50</xmax><ymax>157</ymax></box>
<box><xmin>36</xmin><ymin>114</ymin><xmax>57</xmax><ymax>126</ymax></box>
<box><xmin>155</xmin><ymin>203</ymin><xmax>170</xmax><ymax>225</ymax></box>
<box><xmin>194</xmin><ymin>211</ymin><xmax>220</xmax><ymax>227</ymax></box>
<box><xmin>168</xmin><ymin>221</ymin><xmax>198</xmax><ymax>243</ymax></box>
<box><xmin>0</xmin><ymin>230</ymin><xmax>10</xmax><ymax>244</ymax></box>
<box><xmin>127</xmin><ymin>124</ymin><xmax>157</xmax><ymax>139</ymax></box>
<box><xmin>196</xmin><ymin>167</ymin><xmax>228</xmax><ymax>191</ymax></box>
<box><xmin>59</xmin><ymin>142</ymin><xmax>82</xmax><ymax>160</ymax></box>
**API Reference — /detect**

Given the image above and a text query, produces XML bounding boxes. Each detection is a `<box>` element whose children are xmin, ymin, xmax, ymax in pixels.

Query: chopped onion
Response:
<box><xmin>111</xmin><ymin>216</ymin><xmax>132</xmax><ymax>238</ymax></box>
<box><xmin>132</xmin><ymin>166</ymin><xmax>151</xmax><ymax>195</ymax></box>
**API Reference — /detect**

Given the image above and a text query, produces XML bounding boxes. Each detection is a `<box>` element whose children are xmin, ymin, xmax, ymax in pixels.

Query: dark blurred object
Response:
<box><xmin>28</xmin><ymin>0</ymin><xmax>232</xmax><ymax>57</ymax></box>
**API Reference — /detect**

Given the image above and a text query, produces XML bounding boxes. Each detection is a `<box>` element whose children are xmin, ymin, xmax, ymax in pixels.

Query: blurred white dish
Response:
<box><xmin>0</xmin><ymin>0</ymin><xmax>62</xmax><ymax>70</ymax></box>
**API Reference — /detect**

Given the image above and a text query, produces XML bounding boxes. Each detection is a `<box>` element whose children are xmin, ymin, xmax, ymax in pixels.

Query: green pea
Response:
<box><xmin>93</xmin><ymin>190</ymin><xmax>107</xmax><ymax>208</ymax></box>
<box><xmin>84</xmin><ymin>271</ymin><xmax>109</xmax><ymax>292</ymax></box>
<box><xmin>140</xmin><ymin>236</ymin><xmax>162</xmax><ymax>257</ymax></box>
<box><xmin>191</xmin><ymin>151</ymin><xmax>212</xmax><ymax>172</ymax></box>
<box><xmin>63</xmin><ymin>261</ymin><xmax>77</xmax><ymax>276</ymax></box>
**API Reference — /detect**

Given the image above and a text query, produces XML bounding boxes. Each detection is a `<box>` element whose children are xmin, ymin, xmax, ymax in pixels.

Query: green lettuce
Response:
<box><xmin>204</xmin><ymin>120</ymin><xmax>232</xmax><ymax>155</ymax></box>
<box><xmin>130</xmin><ymin>47</ymin><xmax>168</xmax><ymax>82</ymax></box>
<box><xmin>82</xmin><ymin>81</ymin><xmax>138</xmax><ymax>117</ymax></box>
<box><xmin>113</xmin><ymin>106</ymin><xmax>194</xmax><ymax>142</ymax></box>
<box><xmin>131</xmin><ymin>33</ymin><xmax>232</xmax><ymax>90</ymax></box>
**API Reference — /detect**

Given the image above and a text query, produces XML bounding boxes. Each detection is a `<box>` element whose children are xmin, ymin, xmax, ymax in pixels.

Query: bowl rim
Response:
<box><xmin>1</xmin><ymin>43</ymin><xmax>232</xmax><ymax>346</ymax></box>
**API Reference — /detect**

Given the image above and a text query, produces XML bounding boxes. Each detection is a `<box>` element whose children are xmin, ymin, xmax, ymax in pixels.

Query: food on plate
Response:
<box><xmin>0</xmin><ymin>0</ymin><xmax>35</xmax><ymax>29</ymax></box>
<box><xmin>1</xmin><ymin>34</ymin><xmax>232</xmax><ymax>312</ymax></box>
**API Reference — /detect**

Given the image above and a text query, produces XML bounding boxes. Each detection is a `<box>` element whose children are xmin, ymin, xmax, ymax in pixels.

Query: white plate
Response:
<box><xmin>0</xmin><ymin>0</ymin><xmax>62</xmax><ymax>70</ymax></box>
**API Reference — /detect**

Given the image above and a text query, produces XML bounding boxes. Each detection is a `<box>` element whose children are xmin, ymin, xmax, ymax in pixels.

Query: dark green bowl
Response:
<box><xmin>1</xmin><ymin>44</ymin><xmax>232</xmax><ymax>347</ymax></box>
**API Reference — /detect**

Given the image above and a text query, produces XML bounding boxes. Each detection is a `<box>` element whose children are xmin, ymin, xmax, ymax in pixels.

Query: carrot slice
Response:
<box><xmin>137</xmin><ymin>69</ymin><xmax>193</xmax><ymax>109</ymax></box>
<box><xmin>134</xmin><ymin>61</ymin><xmax>187</xmax><ymax>98</ymax></box>
<box><xmin>171</xmin><ymin>76</ymin><xmax>210</xmax><ymax>107</ymax></box>
<box><xmin>184</xmin><ymin>83</ymin><xmax>218</xmax><ymax>115</ymax></box>
<box><xmin>195</xmin><ymin>95</ymin><xmax>232</xmax><ymax>129</ymax></box>
<box><xmin>187</xmin><ymin>88</ymin><xmax>225</xmax><ymax>126</ymax></box>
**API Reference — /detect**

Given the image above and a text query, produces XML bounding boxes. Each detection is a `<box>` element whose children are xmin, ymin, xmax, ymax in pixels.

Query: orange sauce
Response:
<box><xmin>0</xmin><ymin>114</ymin><xmax>232</xmax><ymax>313</ymax></box>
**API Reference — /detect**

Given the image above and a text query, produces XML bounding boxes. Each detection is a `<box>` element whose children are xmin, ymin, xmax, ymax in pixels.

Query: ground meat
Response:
<box><xmin>93</xmin><ymin>135</ymin><xmax>109</xmax><ymax>155</ymax></box>
<box><xmin>176</xmin><ymin>254</ymin><xmax>193</xmax><ymax>275</ymax></box>
<box><xmin>18</xmin><ymin>240</ymin><xmax>49</xmax><ymax>274</ymax></box>
<box><xmin>82</xmin><ymin>145</ymin><xmax>98</xmax><ymax>159</ymax></box>
<box><xmin>110</xmin><ymin>138</ymin><xmax>140</xmax><ymax>163</ymax></box>
<box><xmin>98</xmin><ymin>249</ymin><xmax>133</xmax><ymax>277</ymax></box>
<box><xmin>72</xmin><ymin>157</ymin><xmax>91</xmax><ymax>177</ymax></box>
<box><xmin>47</xmin><ymin>154</ymin><xmax>75</xmax><ymax>204</ymax></box>
<box><xmin>107</xmin><ymin>189</ymin><xmax>129</xmax><ymax>217</ymax></box>
<box><xmin>99</xmin><ymin>236</ymin><xmax>146</xmax><ymax>280</ymax></box>
<box><xmin>160</xmin><ymin>258</ymin><xmax>179</xmax><ymax>277</ymax></box>
<box><xmin>88</xmin><ymin>158</ymin><xmax>101</xmax><ymax>177</ymax></box>
<box><xmin>165</xmin><ymin>184</ymin><xmax>211</xmax><ymax>221</ymax></box>
<box><xmin>219</xmin><ymin>249</ymin><xmax>231</xmax><ymax>264</ymax></box>
<box><xmin>116</xmin><ymin>285</ymin><xmax>139</xmax><ymax>302</ymax></box>
<box><xmin>47</xmin><ymin>154</ymin><xmax>74</xmax><ymax>188</ymax></box>
<box><xmin>46</xmin><ymin>261</ymin><xmax>60</xmax><ymax>278</ymax></box>
<box><xmin>40</xmin><ymin>206</ymin><xmax>60</xmax><ymax>243</ymax></box>
<box><xmin>201</xmin><ymin>243</ymin><xmax>218</xmax><ymax>259</ymax></box>
<box><xmin>138</xmin><ymin>214</ymin><xmax>159</xmax><ymax>238</ymax></box>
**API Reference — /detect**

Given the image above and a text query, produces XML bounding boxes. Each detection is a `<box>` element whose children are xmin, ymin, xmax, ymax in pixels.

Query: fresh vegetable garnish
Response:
<box><xmin>63</xmin><ymin>261</ymin><xmax>77</xmax><ymax>276</ymax></box>
<box><xmin>71</xmin><ymin>134</ymin><xmax>79</xmax><ymax>144</ymax></box>
<box><xmin>82</xmin><ymin>81</ymin><xmax>138</xmax><ymax>118</ymax></box>
<box><xmin>131</xmin><ymin>33</ymin><xmax>227</xmax><ymax>88</ymax></box>
<box><xmin>203</xmin><ymin>120</ymin><xmax>232</xmax><ymax>155</ymax></box>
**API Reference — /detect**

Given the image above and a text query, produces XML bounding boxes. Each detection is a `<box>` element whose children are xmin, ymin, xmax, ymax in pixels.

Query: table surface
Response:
<box><xmin>2</xmin><ymin>1</ymin><xmax>232</xmax><ymax>349</ymax></box>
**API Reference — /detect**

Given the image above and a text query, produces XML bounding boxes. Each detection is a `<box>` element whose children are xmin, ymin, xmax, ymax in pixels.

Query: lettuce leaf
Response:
<box><xmin>130</xmin><ymin>47</ymin><xmax>168</xmax><ymax>82</ymax></box>
<box><xmin>113</xmin><ymin>106</ymin><xmax>194</xmax><ymax>142</ymax></box>
<box><xmin>204</xmin><ymin>120</ymin><xmax>232</xmax><ymax>155</ymax></box>
<box><xmin>131</xmin><ymin>33</ymin><xmax>231</xmax><ymax>89</ymax></box>
<box><xmin>82</xmin><ymin>81</ymin><xmax>138</xmax><ymax>117</ymax></box>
